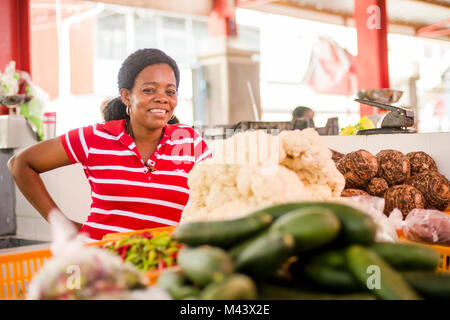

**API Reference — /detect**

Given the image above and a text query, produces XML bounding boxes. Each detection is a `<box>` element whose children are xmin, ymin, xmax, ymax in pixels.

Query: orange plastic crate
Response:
<box><xmin>0</xmin><ymin>226</ymin><xmax>177</xmax><ymax>300</ymax></box>
<box><xmin>399</xmin><ymin>236</ymin><xmax>450</xmax><ymax>273</ymax></box>
<box><xmin>0</xmin><ymin>248</ymin><xmax>52</xmax><ymax>300</ymax></box>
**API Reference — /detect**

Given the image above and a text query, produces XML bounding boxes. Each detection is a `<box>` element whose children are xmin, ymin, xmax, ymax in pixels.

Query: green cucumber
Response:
<box><xmin>303</xmin><ymin>263</ymin><xmax>362</xmax><ymax>292</ymax></box>
<box><xmin>177</xmin><ymin>246</ymin><xmax>234</xmax><ymax>287</ymax></box>
<box><xmin>199</xmin><ymin>273</ymin><xmax>258</xmax><ymax>300</ymax></box>
<box><xmin>173</xmin><ymin>211</ymin><xmax>273</xmax><ymax>248</ymax></box>
<box><xmin>346</xmin><ymin>245</ymin><xmax>421</xmax><ymax>300</ymax></box>
<box><xmin>249</xmin><ymin>202</ymin><xmax>313</xmax><ymax>219</ymax></box>
<box><xmin>370</xmin><ymin>242</ymin><xmax>441</xmax><ymax>271</ymax></box>
<box><xmin>270</xmin><ymin>206</ymin><xmax>341</xmax><ymax>252</ymax></box>
<box><xmin>308</xmin><ymin>248</ymin><xmax>348</xmax><ymax>269</ymax></box>
<box><xmin>157</xmin><ymin>270</ymin><xmax>200</xmax><ymax>300</ymax></box>
<box><xmin>402</xmin><ymin>271</ymin><xmax>450</xmax><ymax>299</ymax></box>
<box><xmin>255</xmin><ymin>202</ymin><xmax>376</xmax><ymax>244</ymax></box>
<box><xmin>234</xmin><ymin>231</ymin><xmax>296</xmax><ymax>280</ymax></box>
<box><xmin>258</xmin><ymin>283</ymin><xmax>376</xmax><ymax>300</ymax></box>
<box><xmin>228</xmin><ymin>230</ymin><xmax>269</xmax><ymax>260</ymax></box>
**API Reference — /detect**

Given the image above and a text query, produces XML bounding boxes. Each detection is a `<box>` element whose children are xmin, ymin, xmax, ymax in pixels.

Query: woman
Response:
<box><xmin>8</xmin><ymin>48</ymin><xmax>211</xmax><ymax>241</ymax></box>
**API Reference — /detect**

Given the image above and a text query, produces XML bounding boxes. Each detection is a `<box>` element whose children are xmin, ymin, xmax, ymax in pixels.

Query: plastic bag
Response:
<box><xmin>27</xmin><ymin>209</ymin><xmax>171</xmax><ymax>300</ymax></box>
<box><xmin>394</xmin><ymin>209</ymin><xmax>450</xmax><ymax>245</ymax></box>
<box><xmin>0</xmin><ymin>61</ymin><xmax>20</xmax><ymax>95</ymax></box>
<box><xmin>336</xmin><ymin>195</ymin><xmax>399</xmax><ymax>243</ymax></box>
<box><xmin>19</xmin><ymin>71</ymin><xmax>47</xmax><ymax>140</ymax></box>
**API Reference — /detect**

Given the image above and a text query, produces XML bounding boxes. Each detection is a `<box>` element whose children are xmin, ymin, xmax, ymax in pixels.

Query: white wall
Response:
<box><xmin>14</xmin><ymin>163</ymin><xmax>91</xmax><ymax>241</ymax></box>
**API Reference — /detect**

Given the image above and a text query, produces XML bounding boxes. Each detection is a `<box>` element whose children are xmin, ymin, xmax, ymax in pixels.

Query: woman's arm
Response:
<box><xmin>7</xmin><ymin>137</ymin><xmax>81</xmax><ymax>229</ymax></box>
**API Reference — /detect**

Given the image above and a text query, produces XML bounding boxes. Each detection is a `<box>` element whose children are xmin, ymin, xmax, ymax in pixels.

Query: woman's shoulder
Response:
<box><xmin>166</xmin><ymin>123</ymin><xmax>201</xmax><ymax>137</ymax></box>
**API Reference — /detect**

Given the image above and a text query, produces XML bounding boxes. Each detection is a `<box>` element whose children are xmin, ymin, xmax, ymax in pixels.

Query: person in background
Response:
<box><xmin>292</xmin><ymin>106</ymin><xmax>315</xmax><ymax>121</ymax></box>
<box><xmin>8</xmin><ymin>48</ymin><xmax>211</xmax><ymax>241</ymax></box>
<box><xmin>102</xmin><ymin>96</ymin><xmax>180</xmax><ymax>124</ymax></box>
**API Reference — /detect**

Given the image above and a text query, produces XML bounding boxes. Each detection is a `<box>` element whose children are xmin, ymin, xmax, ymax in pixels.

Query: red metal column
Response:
<box><xmin>354</xmin><ymin>0</ymin><xmax>390</xmax><ymax>116</ymax></box>
<box><xmin>0</xmin><ymin>0</ymin><xmax>31</xmax><ymax>74</ymax></box>
<box><xmin>208</xmin><ymin>0</ymin><xmax>238</xmax><ymax>37</ymax></box>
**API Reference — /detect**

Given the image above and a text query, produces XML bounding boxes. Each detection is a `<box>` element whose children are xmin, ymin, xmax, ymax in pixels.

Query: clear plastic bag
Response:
<box><xmin>335</xmin><ymin>195</ymin><xmax>399</xmax><ymax>243</ymax></box>
<box><xmin>395</xmin><ymin>209</ymin><xmax>450</xmax><ymax>245</ymax></box>
<box><xmin>27</xmin><ymin>210</ymin><xmax>170</xmax><ymax>300</ymax></box>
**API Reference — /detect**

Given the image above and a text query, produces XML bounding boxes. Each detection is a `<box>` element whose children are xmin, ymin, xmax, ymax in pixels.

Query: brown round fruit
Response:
<box><xmin>341</xmin><ymin>189</ymin><xmax>370</xmax><ymax>197</ymax></box>
<box><xmin>376</xmin><ymin>150</ymin><xmax>410</xmax><ymax>186</ymax></box>
<box><xmin>406</xmin><ymin>151</ymin><xmax>437</xmax><ymax>175</ymax></box>
<box><xmin>405</xmin><ymin>171</ymin><xmax>450</xmax><ymax>211</ymax></box>
<box><xmin>383</xmin><ymin>184</ymin><xmax>425</xmax><ymax>217</ymax></box>
<box><xmin>336</xmin><ymin>149</ymin><xmax>378</xmax><ymax>188</ymax></box>
<box><xmin>365</xmin><ymin>177</ymin><xmax>389</xmax><ymax>197</ymax></box>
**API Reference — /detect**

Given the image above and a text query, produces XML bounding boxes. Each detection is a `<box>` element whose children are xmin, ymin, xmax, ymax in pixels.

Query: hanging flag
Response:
<box><xmin>302</xmin><ymin>36</ymin><xmax>357</xmax><ymax>96</ymax></box>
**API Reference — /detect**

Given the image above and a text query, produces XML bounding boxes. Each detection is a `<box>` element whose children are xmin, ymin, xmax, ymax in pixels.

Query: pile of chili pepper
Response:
<box><xmin>103</xmin><ymin>232</ymin><xmax>183</xmax><ymax>272</ymax></box>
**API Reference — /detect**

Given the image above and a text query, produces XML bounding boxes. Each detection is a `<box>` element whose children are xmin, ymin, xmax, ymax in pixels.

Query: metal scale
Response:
<box><xmin>0</xmin><ymin>94</ymin><xmax>38</xmax><ymax>149</ymax></box>
<box><xmin>354</xmin><ymin>89</ymin><xmax>416</xmax><ymax>135</ymax></box>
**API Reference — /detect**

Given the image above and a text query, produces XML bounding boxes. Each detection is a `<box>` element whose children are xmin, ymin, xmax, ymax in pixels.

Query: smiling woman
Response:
<box><xmin>8</xmin><ymin>48</ymin><xmax>212</xmax><ymax>241</ymax></box>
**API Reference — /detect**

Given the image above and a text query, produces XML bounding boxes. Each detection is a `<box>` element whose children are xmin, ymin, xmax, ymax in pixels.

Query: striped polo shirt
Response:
<box><xmin>60</xmin><ymin>119</ymin><xmax>211</xmax><ymax>241</ymax></box>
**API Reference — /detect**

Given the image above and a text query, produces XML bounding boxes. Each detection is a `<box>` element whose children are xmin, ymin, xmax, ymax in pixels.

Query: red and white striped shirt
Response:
<box><xmin>60</xmin><ymin>119</ymin><xmax>211</xmax><ymax>241</ymax></box>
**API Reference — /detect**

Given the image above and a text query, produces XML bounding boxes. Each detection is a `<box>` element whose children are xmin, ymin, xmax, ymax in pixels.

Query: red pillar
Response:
<box><xmin>208</xmin><ymin>0</ymin><xmax>238</xmax><ymax>37</ymax></box>
<box><xmin>0</xmin><ymin>0</ymin><xmax>31</xmax><ymax>75</ymax></box>
<box><xmin>354</xmin><ymin>0</ymin><xmax>390</xmax><ymax>116</ymax></box>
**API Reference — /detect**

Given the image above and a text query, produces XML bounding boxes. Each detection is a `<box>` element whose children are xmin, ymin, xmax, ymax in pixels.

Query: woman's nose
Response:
<box><xmin>153</xmin><ymin>93</ymin><xmax>168</xmax><ymax>104</ymax></box>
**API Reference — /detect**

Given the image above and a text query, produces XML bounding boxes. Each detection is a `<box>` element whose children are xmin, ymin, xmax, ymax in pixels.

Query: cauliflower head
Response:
<box><xmin>181</xmin><ymin>129</ymin><xmax>345</xmax><ymax>223</ymax></box>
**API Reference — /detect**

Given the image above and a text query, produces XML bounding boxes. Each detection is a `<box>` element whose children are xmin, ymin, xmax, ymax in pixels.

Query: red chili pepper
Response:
<box><xmin>170</xmin><ymin>252</ymin><xmax>178</xmax><ymax>259</ymax></box>
<box><xmin>141</xmin><ymin>232</ymin><xmax>153</xmax><ymax>239</ymax></box>
<box><xmin>116</xmin><ymin>244</ymin><xmax>132</xmax><ymax>252</ymax></box>
<box><xmin>176</xmin><ymin>243</ymin><xmax>183</xmax><ymax>249</ymax></box>
<box><xmin>121</xmin><ymin>250</ymin><xmax>127</xmax><ymax>261</ymax></box>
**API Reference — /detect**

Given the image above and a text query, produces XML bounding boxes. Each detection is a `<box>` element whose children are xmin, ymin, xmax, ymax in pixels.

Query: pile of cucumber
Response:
<box><xmin>158</xmin><ymin>202</ymin><xmax>450</xmax><ymax>300</ymax></box>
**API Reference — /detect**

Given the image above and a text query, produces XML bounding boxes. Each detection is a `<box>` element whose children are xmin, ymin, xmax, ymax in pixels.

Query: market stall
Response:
<box><xmin>1</xmin><ymin>125</ymin><xmax>449</xmax><ymax>300</ymax></box>
<box><xmin>0</xmin><ymin>0</ymin><xmax>449</xmax><ymax>304</ymax></box>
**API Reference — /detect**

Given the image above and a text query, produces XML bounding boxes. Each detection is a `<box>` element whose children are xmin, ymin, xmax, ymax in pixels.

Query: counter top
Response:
<box><xmin>0</xmin><ymin>242</ymin><xmax>51</xmax><ymax>256</ymax></box>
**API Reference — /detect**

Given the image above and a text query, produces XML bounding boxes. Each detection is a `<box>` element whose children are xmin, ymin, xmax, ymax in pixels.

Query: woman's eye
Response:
<box><xmin>167</xmin><ymin>90</ymin><xmax>176</xmax><ymax>96</ymax></box>
<box><xmin>143</xmin><ymin>88</ymin><xmax>155</xmax><ymax>93</ymax></box>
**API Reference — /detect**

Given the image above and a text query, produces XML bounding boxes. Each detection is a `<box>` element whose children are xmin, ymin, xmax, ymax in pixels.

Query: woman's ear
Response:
<box><xmin>120</xmin><ymin>88</ymin><xmax>131</xmax><ymax>108</ymax></box>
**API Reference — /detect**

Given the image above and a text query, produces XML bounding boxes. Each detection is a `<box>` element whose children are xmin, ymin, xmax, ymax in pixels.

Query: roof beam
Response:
<box><xmin>405</xmin><ymin>0</ymin><xmax>450</xmax><ymax>9</ymax></box>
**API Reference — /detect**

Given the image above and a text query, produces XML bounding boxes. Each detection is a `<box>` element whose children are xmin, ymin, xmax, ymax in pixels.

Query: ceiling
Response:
<box><xmin>242</xmin><ymin>0</ymin><xmax>450</xmax><ymax>41</ymax></box>
<box><xmin>88</xmin><ymin>0</ymin><xmax>450</xmax><ymax>40</ymax></box>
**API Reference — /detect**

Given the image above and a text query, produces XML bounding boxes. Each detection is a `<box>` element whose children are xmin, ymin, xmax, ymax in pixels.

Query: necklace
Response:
<box><xmin>126</xmin><ymin>120</ymin><xmax>157</xmax><ymax>172</ymax></box>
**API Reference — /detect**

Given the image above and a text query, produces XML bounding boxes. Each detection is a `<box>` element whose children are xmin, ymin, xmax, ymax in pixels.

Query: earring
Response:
<box><xmin>126</xmin><ymin>106</ymin><xmax>130</xmax><ymax>115</ymax></box>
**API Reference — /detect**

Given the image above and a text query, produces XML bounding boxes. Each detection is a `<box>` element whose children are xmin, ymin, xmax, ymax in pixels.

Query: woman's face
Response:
<box><xmin>121</xmin><ymin>63</ymin><xmax>177</xmax><ymax>131</ymax></box>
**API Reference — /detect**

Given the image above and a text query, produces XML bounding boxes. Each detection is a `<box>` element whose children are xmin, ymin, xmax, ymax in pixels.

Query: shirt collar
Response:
<box><xmin>98</xmin><ymin>119</ymin><xmax>178</xmax><ymax>147</ymax></box>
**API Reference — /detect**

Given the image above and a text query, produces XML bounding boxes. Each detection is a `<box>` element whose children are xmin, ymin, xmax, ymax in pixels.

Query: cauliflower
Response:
<box><xmin>181</xmin><ymin>162</ymin><xmax>310</xmax><ymax>223</ymax></box>
<box><xmin>181</xmin><ymin>129</ymin><xmax>345</xmax><ymax>223</ymax></box>
<box><xmin>279</xmin><ymin>129</ymin><xmax>345</xmax><ymax>198</ymax></box>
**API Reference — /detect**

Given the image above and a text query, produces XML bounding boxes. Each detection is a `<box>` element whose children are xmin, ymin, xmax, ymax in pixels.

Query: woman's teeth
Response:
<box><xmin>150</xmin><ymin>109</ymin><xmax>167</xmax><ymax>114</ymax></box>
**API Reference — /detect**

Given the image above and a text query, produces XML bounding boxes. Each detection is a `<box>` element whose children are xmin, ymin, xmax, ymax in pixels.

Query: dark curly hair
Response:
<box><xmin>292</xmin><ymin>106</ymin><xmax>313</xmax><ymax>119</ymax></box>
<box><xmin>118</xmin><ymin>48</ymin><xmax>180</xmax><ymax>91</ymax></box>
<box><xmin>102</xmin><ymin>97</ymin><xmax>129</xmax><ymax>121</ymax></box>
<box><xmin>104</xmin><ymin>48</ymin><xmax>181</xmax><ymax>121</ymax></box>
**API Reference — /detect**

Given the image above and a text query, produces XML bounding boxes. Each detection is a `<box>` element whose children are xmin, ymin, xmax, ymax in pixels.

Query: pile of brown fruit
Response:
<box><xmin>336</xmin><ymin>149</ymin><xmax>450</xmax><ymax>217</ymax></box>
